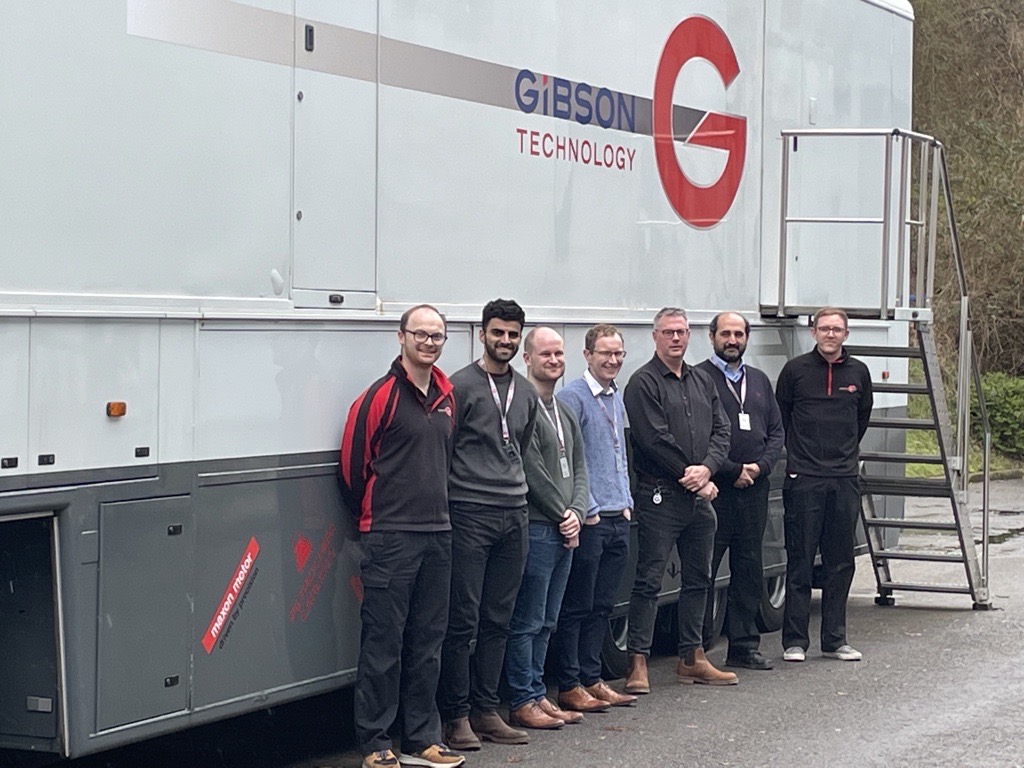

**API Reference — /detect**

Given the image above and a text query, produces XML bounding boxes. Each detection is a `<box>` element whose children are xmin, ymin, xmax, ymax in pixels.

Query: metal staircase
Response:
<box><xmin>770</xmin><ymin>128</ymin><xmax>992</xmax><ymax>610</ymax></box>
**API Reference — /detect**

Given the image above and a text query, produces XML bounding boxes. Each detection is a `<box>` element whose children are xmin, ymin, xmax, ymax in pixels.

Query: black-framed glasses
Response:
<box><xmin>405</xmin><ymin>329</ymin><xmax>448</xmax><ymax>345</ymax></box>
<box><xmin>658</xmin><ymin>328</ymin><xmax>690</xmax><ymax>338</ymax></box>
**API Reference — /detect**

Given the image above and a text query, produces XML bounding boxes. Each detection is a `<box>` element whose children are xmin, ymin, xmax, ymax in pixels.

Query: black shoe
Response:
<box><xmin>726</xmin><ymin>651</ymin><xmax>774</xmax><ymax>670</ymax></box>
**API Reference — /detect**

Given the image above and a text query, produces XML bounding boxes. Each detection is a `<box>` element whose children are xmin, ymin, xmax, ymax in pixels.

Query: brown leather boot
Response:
<box><xmin>469</xmin><ymin>711</ymin><xmax>530</xmax><ymax>744</ymax></box>
<box><xmin>624</xmin><ymin>653</ymin><xmax>650</xmax><ymax>694</ymax></box>
<box><xmin>676</xmin><ymin>647</ymin><xmax>738</xmax><ymax>685</ymax></box>
<box><xmin>508</xmin><ymin>701</ymin><xmax>564</xmax><ymax>730</ymax></box>
<box><xmin>443</xmin><ymin>717</ymin><xmax>481</xmax><ymax>751</ymax></box>
<box><xmin>585</xmin><ymin>680</ymin><xmax>638</xmax><ymax>707</ymax></box>
<box><xmin>537</xmin><ymin>696</ymin><xmax>584</xmax><ymax>724</ymax></box>
<box><xmin>557</xmin><ymin>685</ymin><xmax>611</xmax><ymax>712</ymax></box>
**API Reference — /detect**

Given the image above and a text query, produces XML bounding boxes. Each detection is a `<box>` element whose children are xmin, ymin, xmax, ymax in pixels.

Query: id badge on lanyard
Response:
<box><xmin>727</xmin><ymin>374</ymin><xmax>751</xmax><ymax>431</ymax></box>
<box><xmin>541</xmin><ymin>401</ymin><xmax>571</xmax><ymax>478</ymax></box>
<box><xmin>487</xmin><ymin>371</ymin><xmax>520</xmax><ymax>462</ymax></box>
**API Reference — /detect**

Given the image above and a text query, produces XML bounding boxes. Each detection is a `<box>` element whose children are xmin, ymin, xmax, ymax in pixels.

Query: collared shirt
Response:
<box><xmin>623</xmin><ymin>354</ymin><xmax>731</xmax><ymax>481</ymax></box>
<box><xmin>583</xmin><ymin>368</ymin><xmax>617</xmax><ymax>396</ymax></box>
<box><xmin>708</xmin><ymin>353</ymin><xmax>746</xmax><ymax>383</ymax></box>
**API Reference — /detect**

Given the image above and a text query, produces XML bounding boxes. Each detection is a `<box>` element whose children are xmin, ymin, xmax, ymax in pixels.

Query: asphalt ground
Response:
<box><xmin>8</xmin><ymin>479</ymin><xmax>1024</xmax><ymax>768</ymax></box>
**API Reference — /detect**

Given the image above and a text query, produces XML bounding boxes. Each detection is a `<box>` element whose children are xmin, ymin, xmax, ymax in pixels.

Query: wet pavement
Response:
<box><xmin>6</xmin><ymin>479</ymin><xmax>1024</xmax><ymax>768</ymax></box>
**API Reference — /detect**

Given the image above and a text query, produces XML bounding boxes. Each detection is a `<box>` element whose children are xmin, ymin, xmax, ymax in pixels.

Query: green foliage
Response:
<box><xmin>914</xmin><ymin>0</ymin><xmax>1024</xmax><ymax>375</ymax></box>
<box><xmin>973</xmin><ymin>372</ymin><xmax>1024</xmax><ymax>460</ymax></box>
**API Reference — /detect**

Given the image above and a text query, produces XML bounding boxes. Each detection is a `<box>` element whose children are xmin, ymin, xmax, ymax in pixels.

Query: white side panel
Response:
<box><xmin>28</xmin><ymin>321</ymin><xmax>160</xmax><ymax>473</ymax></box>
<box><xmin>0</xmin><ymin>320</ymin><xmax>30</xmax><ymax>475</ymax></box>
<box><xmin>194</xmin><ymin>324</ymin><xmax>472</xmax><ymax>460</ymax></box>
<box><xmin>157</xmin><ymin>322</ymin><xmax>197</xmax><ymax>464</ymax></box>
<box><xmin>377</xmin><ymin>0</ymin><xmax>765</xmax><ymax>317</ymax></box>
<box><xmin>760</xmin><ymin>0</ymin><xmax>914</xmax><ymax>311</ymax></box>
<box><xmin>293</xmin><ymin>1</ymin><xmax>378</xmax><ymax>295</ymax></box>
<box><xmin>1</xmin><ymin>3</ymin><xmax>292</xmax><ymax>302</ymax></box>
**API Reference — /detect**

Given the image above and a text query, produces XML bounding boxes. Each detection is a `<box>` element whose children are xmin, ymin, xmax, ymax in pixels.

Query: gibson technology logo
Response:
<box><xmin>514</xmin><ymin>16</ymin><xmax>747</xmax><ymax>229</ymax></box>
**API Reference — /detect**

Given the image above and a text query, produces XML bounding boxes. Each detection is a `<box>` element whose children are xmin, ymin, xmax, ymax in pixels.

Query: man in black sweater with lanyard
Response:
<box><xmin>697</xmin><ymin>312</ymin><xmax>784</xmax><ymax>671</ymax></box>
<box><xmin>439</xmin><ymin>299</ymin><xmax>539</xmax><ymax>750</ymax></box>
<box><xmin>776</xmin><ymin>307</ymin><xmax>873</xmax><ymax>664</ymax></box>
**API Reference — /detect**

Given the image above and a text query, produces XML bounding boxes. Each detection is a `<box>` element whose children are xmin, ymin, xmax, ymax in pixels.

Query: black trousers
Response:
<box><xmin>628</xmin><ymin>480</ymin><xmax>716</xmax><ymax>657</ymax></box>
<box><xmin>551</xmin><ymin>513</ymin><xmax>630</xmax><ymax>690</ymax></box>
<box><xmin>781</xmin><ymin>474</ymin><xmax>860</xmax><ymax>652</ymax></box>
<box><xmin>438</xmin><ymin>502</ymin><xmax>528</xmax><ymax>721</ymax></box>
<box><xmin>702</xmin><ymin>475</ymin><xmax>770</xmax><ymax>655</ymax></box>
<box><xmin>355</xmin><ymin>530</ymin><xmax>452</xmax><ymax>755</ymax></box>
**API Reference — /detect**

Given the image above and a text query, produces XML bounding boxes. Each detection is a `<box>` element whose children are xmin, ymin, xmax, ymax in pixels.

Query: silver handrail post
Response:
<box><xmin>895</xmin><ymin>134</ymin><xmax>910</xmax><ymax>308</ymax></box>
<box><xmin>915</xmin><ymin>140</ymin><xmax>928</xmax><ymax>309</ymax></box>
<box><xmin>777</xmin><ymin>136</ymin><xmax>791</xmax><ymax>317</ymax></box>
<box><xmin>880</xmin><ymin>134</ymin><xmax>894</xmax><ymax>318</ymax></box>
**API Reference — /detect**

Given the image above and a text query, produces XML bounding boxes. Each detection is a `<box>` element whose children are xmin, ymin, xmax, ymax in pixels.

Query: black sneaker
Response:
<box><xmin>725</xmin><ymin>651</ymin><xmax>774</xmax><ymax>670</ymax></box>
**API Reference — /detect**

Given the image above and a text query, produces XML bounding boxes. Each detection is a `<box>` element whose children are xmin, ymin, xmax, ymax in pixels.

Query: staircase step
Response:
<box><xmin>872</xmin><ymin>382</ymin><xmax>929</xmax><ymax>395</ymax></box>
<box><xmin>872</xmin><ymin>551</ymin><xmax>966</xmax><ymax>563</ymax></box>
<box><xmin>868</xmin><ymin>417</ymin><xmax>936</xmax><ymax>430</ymax></box>
<box><xmin>861</xmin><ymin>476</ymin><xmax>952</xmax><ymax>497</ymax></box>
<box><xmin>878</xmin><ymin>581</ymin><xmax>972</xmax><ymax>595</ymax></box>
<box><xmin>860</xmin><ymin>451</ymin><xmax>944</xmax><ymax>464</ymax></box>
<box><xmin>845</xmin><ymin>344</ymin><xmax>922</xmax><ymax>359</ymax></box>
<box><xmin>863</xmin><ymin>518</ymin><xmax>958</xmax><ymax>532</ymax></box>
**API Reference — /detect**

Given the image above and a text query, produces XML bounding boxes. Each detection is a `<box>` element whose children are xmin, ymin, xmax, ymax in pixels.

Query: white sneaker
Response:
<box><xmin>823</xmin><ymin>644</ymin><xmax>862</xmax><ymax>661</ymax></box>
<box><xmin>782</xmin><ymin>646</ymin><xmax>806</xmax><ymax>662</ymax></box>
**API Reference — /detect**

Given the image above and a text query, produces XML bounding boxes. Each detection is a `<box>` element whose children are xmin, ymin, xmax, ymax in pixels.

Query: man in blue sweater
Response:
<box><xmin>697</xmin><ymin>312</ymin><xmax>784</xmax><ymax>671</ymax></box>
<box><xmin>552</xmin><ymin>324</ymin><xmax>638</xmax><ymax>712</ymax></box>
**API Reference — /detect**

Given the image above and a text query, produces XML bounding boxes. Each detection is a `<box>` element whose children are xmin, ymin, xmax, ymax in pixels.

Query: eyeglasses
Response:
<box><xmin>815</xmin><ymin>326</ymin><xmax>847</xmax><ymax>336</ymax></box>
<box><xmin>658</xmin><ymin>328</ymin><xmax>690</xmax><ymax>338</ymax></box>
<box><xmin>593</xmin><ymin>350</ymin><xmax>627</xmax><ymax>360</ymax></box>
<box><xmin>405</xmin><ymin>329</ymin><xmax>448</xmax><ymax>345</ymax></box>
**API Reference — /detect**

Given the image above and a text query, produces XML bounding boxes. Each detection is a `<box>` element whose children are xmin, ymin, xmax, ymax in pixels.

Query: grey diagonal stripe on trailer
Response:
<box><xmin>127</xmin><ymin>0</ymin><xmax>704</xmax><ymax>142</ymax></box>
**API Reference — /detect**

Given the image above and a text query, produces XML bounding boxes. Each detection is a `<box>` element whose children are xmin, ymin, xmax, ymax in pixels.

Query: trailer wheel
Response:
<box><xmin>756</xmin><ymin>573</ymin><xmax>786</xmax><ymax>633</ymax></box>
<box><xmin>601</xmin><ymin>615</ymin><xmax>630</xmax><ymax>680</ymax></box>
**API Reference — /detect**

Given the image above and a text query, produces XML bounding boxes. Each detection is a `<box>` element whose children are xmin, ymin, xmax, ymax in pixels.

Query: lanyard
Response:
<box><xmin>540</xmin><ymin>399</ymin><xmax>566</xmax><ymax>456</ymax></box>
<box><xmin>486</xmin><ymin>371</ymin><xmax>516</xmax><ymax>444</ymax></box>
<box><xmin>594</xmin><ymin>392</ymin><xmax>622</xmax><ymax>454</ymax></box>
<box><xmin>725</xmin><ymin>372</ymin><xmax>747</xmax><ymax>413</ymax></box>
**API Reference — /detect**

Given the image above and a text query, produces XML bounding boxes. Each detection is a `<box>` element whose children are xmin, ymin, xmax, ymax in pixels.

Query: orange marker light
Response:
<box><xmin>106</xmin><ymin>402</ymin><xmax>127</xmax><ymax>418</ymax></box>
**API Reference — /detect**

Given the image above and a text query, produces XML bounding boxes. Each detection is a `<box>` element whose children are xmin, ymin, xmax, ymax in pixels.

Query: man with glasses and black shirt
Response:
<box><xmin>623</xmin><ymin>307</ymin><xmax>736</xmax><ymax>691</ymax></box>
<box><xmin>440</xmin><ymin>299</ymin><xmax>540</xmax><ymax>750</ymax></box>
<box><xmin>552</xmin><ymin>324</ymin><xmax>638</xmax><ymax>712</ymax></box>
<box><xmin>776</xmin><ymin>307</ymin><xmax>873</xmax><ymax>664</ymax></box>
<box><xmin>340</xmin><ymin>304</ymin><xmax>464</xmax><ymax>768</ymax></box>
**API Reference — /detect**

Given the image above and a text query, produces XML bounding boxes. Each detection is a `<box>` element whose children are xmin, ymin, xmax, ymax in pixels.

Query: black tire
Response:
<box><xmin>601</xmin><ymin>615</ymin><xmax>630</xmax><ymax>680</ymax></box>
<box><xmin>702</xmin><ymin>587</ymin><xmax>728</xmax><ymax>650</ymax></box>
<box><xmin>756</xmin><ymin>572</ymin><xmax>786</xmax><ymax>633</ymax></box>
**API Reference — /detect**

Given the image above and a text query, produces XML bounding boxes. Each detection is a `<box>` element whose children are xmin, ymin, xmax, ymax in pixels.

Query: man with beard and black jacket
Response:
<box><xmin>776</xmin><ymin>307</ymin><xmax>873</xmax><ymax>664</ymax></box>
<box><xmin>697</xmin><ymin>312</ymin><xmax>784</xmax><ymax>671</ymax></box>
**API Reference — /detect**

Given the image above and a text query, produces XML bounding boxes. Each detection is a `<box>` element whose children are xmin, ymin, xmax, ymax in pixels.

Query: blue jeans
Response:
<box><xmin>505</xmin><ymin>523</ymin><xmax>573</xmax><ymax>710</ymax></box>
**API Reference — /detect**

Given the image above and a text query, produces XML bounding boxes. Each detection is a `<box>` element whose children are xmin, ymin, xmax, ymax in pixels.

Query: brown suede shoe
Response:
<box><xmin>624</xmin><ymin>653</ymin><xmax>650</xmax><ymax>694</ymax></box>
<box><xmin>585</xmin><ymin>680</ymin><xmax>638</xmax><ymax>707</ymax></box>
<box><xmin>443</xmin><ymin>717</ymin><xmax>481</xmax><ymax>751</ymax></box>
<box><xmin>469</xmin><ymin>711</ymin><xmax>530</xmax><ymax>744</ymax></box>
<box><xmin>536</xmin><ymin>696</ymin><xmax>583</xmax><ymax>724</ymax></box>
<box><xmin>557</xmin><ymin>685</ymin><xmax>611</xmax><ymax>713</ymax></box>
<box><xmin>676</xmin><ymin>647</ymin><xmax>739</xmax><ymax>685</ymax></box>
<box><xmin>508</xmin><ymin>701</ymin><xmax>564</xmax><ymax>730</ymax></box>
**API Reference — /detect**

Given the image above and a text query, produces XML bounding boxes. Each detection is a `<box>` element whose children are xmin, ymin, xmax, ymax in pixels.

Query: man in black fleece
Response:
<box><xmin>775</xmin><ymin>307</ymin><xmax>873</xmax><ymax>664</ymax></box>
<box><xmin>439</xmin><ymin>299</ymin><xmax>539</xmax><ymax>750</ymax></box>
<box><xmin>697</xmin><ymin>312</ymin><xmax>784</xmax><ymax>671</ymax></box>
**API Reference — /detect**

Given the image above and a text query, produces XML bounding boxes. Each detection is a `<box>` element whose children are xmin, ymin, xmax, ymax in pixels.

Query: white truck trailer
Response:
<box><xmin>0</xmin><ymin>0</ymin><xmax>913</xmax><ymax>757</ymax></box>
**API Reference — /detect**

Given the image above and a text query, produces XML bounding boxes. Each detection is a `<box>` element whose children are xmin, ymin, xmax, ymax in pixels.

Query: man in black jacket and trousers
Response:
<box><xmin>697</xmin><ymin>312</ymin><xmax>784</xmax><ymax>670</ymax></box>
<box><xmin>776</xmin><ymin>307</ymin><xmax>873</xmax><ymax>664</ymax></box>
